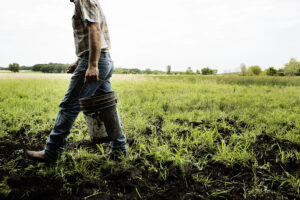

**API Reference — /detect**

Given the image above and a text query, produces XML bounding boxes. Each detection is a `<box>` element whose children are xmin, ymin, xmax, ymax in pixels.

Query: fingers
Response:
<box><xmin>86</xmin><ymin>76</ymin><xmax>98</xmax><ymax>82</ymax></box>
<box><xmin>84</xmin><ymin>74</ymin><xmax>99</xmax><ymax>84</ymax></box>
<box><xmin>67</xmin><ymin>64</ymin><xmax>76</xmax><ymax>74</ymax></box>
<box><xmin>67</xmin><ymin>68</ymin><xmax>74</xmax><ymax>74</ymax></box>
<box><xmin>67</xmin><ymin>68</ymin><xmax>72</xmax><ymax>73</ymax></box>
<box><xmin>84</xmin><ymin>77</ymin><xmax>98</xmax><ymax>83</ymax></box>
<box><xmin>84</xmin><ymin>67</ymin><xmax>99</xmax><ymax>83</ymax></box>
<box><xmin>67</xmin><ymin>66</ymin><xmax>71</xmax><ymax>73</ymax></box>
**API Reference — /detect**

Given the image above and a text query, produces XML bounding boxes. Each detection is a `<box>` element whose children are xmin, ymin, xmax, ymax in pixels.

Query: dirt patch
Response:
<box><xmin>0</xmin><ymin>141</ymin><xmax>23</xmax><ymax>159</ymax></box>
<box><xmin>251</xmin><ymin>133</ymin><xmax>300</xmax><ymax>176</ymax></box>
<box><xmin>6</xmin><ymin>175</ymin><xmax>64</xmax><ymax>200</ymax></box>
<box><xmin>175</xmin><ymin>117</ymin><xmax>248</xmax><ymax>133</ymax></box>
<box><xmin>175</xmin><ymin>117</ymin><xmax>250</xmax><ymax>144</ymax></box>
<box><xmin>142</xmin><ymin>116</ymin><xmax>164</xmax><ymax>136</ymax></box>
<box><xmin>1</xmin><ymin>127</ymin><xmax>300</xmax><ymax>200</ymax></box>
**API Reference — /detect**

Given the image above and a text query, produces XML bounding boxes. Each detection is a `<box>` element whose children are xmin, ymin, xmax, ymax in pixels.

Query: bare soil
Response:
<box><xmin>1</xmin><ymin>119</ymin><xmax>300</xmax><ymax>199</ymax></box>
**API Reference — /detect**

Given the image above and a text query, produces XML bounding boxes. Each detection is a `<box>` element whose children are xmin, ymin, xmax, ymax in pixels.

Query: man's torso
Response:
<box><xmin>72</xmin><ymin>0</ymin><xmax>111</xmax><ymax>57</ymax></box>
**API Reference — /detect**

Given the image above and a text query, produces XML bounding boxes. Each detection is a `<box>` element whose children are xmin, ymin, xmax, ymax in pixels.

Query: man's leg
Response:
<box><xmin>25</xmin><ymin>63</ymin><xmax>87</xmax><ymax>162</ymax></box>
<box><xmin>43</xmin><ymin>57</ymin><xmax>98</xmax><ymax>161</ymax></box>
<box><xmin>94</xmin><ymin>80</ymin><xmax>127</xmax><ymax>156</ymax></box>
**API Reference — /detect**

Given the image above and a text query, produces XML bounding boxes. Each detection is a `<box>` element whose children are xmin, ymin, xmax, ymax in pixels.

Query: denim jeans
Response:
<box><xmin>44</xmin><ymin>52</ymin><xmax>127</xmax><ymax>161</ymax></box>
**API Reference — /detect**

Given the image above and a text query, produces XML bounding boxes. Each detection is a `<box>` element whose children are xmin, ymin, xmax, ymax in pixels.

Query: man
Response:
<box><xmin>26</xmin><ymin>0</ymin><xmax>127</xmax><ymax>162</ymax></box>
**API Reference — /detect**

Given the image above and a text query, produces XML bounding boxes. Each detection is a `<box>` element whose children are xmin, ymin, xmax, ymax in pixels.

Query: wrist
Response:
<box><xmin>88</xmin><ymin>62</ymin><xmax>98</xmax><ymax>69</ymax></box>
<box><xmin>88</xmin><ymin>55</ymin><xmax>98</xmax><ymax>68</ymax></box>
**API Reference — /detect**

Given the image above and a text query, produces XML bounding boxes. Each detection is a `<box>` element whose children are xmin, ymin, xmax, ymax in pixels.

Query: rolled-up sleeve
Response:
<box><xmin>79</xmin><ymin>0</ymin><xmax>101</xmax><ymax>23</ymax></box>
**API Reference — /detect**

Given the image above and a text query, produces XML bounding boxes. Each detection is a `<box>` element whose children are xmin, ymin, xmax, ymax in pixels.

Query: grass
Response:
<box><xmin>1</xmin><ymin>73</ymin><xmax>300</xmax><ymax>199</ymax></box>
<box><xmin>153</xmin><ymin>74</ymin><xmax>300</xmax><ymax>86</ymax></box>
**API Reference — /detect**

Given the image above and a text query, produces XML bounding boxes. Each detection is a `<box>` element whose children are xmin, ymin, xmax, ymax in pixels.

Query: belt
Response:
<box><xmin>79</xmin><ymin>50</ymin><xmax>109</xmax><ymax>58</ymax></box>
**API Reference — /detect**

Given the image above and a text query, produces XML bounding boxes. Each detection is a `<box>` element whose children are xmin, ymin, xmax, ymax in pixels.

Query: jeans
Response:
<box><xmin>43</xmin><ymin>52</ymin><xmax>127</xmax><ymax>161</ymax></box>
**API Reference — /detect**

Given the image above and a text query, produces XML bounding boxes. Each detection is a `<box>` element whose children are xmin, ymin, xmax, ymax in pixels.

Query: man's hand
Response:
<box><xmin>67</xmin><ymin>60</ymin><xmax>79</xmax><ymax>73</ymax></box>
<box><xmin>85</xmin><ymin>65</ymin><xmax>99</xmax><ymax>83</ymax></box>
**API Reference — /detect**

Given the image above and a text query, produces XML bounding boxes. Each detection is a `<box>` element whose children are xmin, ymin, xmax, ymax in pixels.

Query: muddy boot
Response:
<box><xmin>25</xmin><ymin>150</ymin><xmax>49</xmax><ymax>163</ymax></box>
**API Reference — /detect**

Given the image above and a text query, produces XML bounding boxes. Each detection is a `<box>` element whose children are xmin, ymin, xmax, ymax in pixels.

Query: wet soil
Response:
<box><xmin>1</xmin><ymin>119</ymin><xmax>300</xmax><ymax>199</ymax></box>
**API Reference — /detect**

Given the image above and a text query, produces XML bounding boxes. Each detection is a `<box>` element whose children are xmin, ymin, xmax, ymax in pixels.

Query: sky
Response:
<box><xmin>0</xmin><ymin>0</ymin><xmax>299</xmax><ymax>73</ymax></box>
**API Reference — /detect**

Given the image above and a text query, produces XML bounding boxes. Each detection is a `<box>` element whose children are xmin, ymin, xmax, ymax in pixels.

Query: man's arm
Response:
<box><xmin>85</xmin><ymin>22</ymin><xmax>101</xmax><ymax>83</ymax></box>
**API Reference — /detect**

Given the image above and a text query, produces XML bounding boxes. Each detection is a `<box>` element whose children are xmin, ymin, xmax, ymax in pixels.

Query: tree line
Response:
<box><xmin>3</xmin><ymin>58</ymin><xmax>300</xmax><ymax>76</ymax></box>
<box><xmin>240</xmin><ymin>58</ymin><xmax>300</xmax><ymax>76</ymax></box>
<box><xmin>1</xmin><ymin>63</ymin><xmax>69</xmax><ymax>73</ymax></box>
<box><xmin>113</xmin><ymin>66</ymin><xmax>218</xmax><ymax>75</ymax></box>
<box><xmin>31</xmin><ymin>63</ymin><xmax>69</xmax><ymax>73</ymax></box>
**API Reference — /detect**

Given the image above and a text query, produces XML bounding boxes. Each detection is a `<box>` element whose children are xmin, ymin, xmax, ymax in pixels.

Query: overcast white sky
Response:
<box><xmin>0</xmin><ymin>0</ymin><xmax>299</xmax><ymax>73</ymax></box>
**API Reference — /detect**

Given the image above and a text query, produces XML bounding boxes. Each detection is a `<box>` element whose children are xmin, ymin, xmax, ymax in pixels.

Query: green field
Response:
<box><xmin>1</xmin><ymin>73</ymin><xmax>300</xmax><ymax>199</ymax></box>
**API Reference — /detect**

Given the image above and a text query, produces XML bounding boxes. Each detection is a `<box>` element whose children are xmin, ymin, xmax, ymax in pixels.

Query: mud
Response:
<box><xmin>175</xmin><ymin>117</ymin><xmax>250</xmax><ymax>145</ymax></box>
<box><xmin>6</xmin><ymin>176</ymin><xmax>64</xmax><ymax>200</ymax></box>
<box><xmin>251</xmin><ymin>133</ymin><xmax>300</xmax><ymax>176</ymax></box>
<box><xmin>1</xmin><ymin>123</ymin><xmax>300</xmax><ymax>199</ymax></box>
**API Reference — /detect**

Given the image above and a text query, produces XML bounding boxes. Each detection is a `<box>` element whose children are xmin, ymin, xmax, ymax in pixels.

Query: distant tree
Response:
<box><xmin>248</xmin><ymin>65</ymin><xmax>262</xmax><ymax>75</ymax></box>
<box><xmin>121</xmin><ymin>69</ymin><xmax>128</xmax><ymax>74</ymax></box>
<box><xmin>201</xmin><ymin>67</ymin><xmax>210</xmax><ymax>75</ymax></box>
<box><xmin>265</xmin><ymin>67</ymin><xmax>277</xmax><ymax>76</ymax></box>
<box><xmin>196</xmin><ymin>69</ymin><xmax>201</xmax><ymax>74</ymax></box>
<box><xmin>32</xmin><ymin>63</ymin><xmax>68</xmax><ymax>73</ymax></box>
<box><xmin>20</xmin><ymin>65</ymin><xmax>32</xmax><ymax>70</ymax></box>
<box><xmin>277</xmin><ymin>68</ymin><xmax>285</xmax><ymax>76</ymax></box>
<box><xmin>129</xmin><ymin>68</ymin><xmax>141</xmax><ymax>74</ymax></box>
<box><xmin>8</xmin><ymin>63</ymin><xmax>20</xmax><ymax>72</ymax></box>
<box><xmin>240</xmin><ymin>63</ymin><xmax>247</xmax><ymax>76</ymax></box>
<box><xmin>284</xmin><ymin>58</ymin><xmax>300</xmax><ymax>76</ymax></box>
<box><xmin>152</xmin><ymin>70</ymin><xmax>160</xmax><ymax>74</ymax></box>
<box><xmin>32</xmin><ymin>64</ymin><xmax>42</xmax><ymax>72</ymax></box>
<box><xmin>113</xmin><ymin>68</ymin><xmax>125</xmax><ymax>74</ymax></box>
<box><xmin>212</xmin><ymin>69</ymin><xmax>218</xmax><ymax>75</ymax></box>
<box><xmin>145</xmin><ymin>68</ymin><xmax>152</xmax><ymax>74</ymax></box>
<box><xmin>185</xmin><ymin>67</ymin><xmax>193</xmax><ymax>74</ymax></box>
<box><xmin>167</xmin><ymin>65</ymin><xmax>171</xmax><ymax>74</ymax></box>
<box><xmin>201</xmin><ymin>67</ymin><xmax>216</xmax><ymax>75</ymax></box>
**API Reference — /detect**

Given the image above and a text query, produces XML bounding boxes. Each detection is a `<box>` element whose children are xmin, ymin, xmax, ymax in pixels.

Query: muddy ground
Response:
<box><xmin>1</xmin><ymin>118</ymin><xmax>300</xmax><ymax>200</ymax></box>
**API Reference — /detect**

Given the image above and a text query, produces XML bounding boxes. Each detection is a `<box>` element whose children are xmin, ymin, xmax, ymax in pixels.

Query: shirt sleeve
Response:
<box><xmin>79</xmin><ymin>0</ymin><xmax>101</xmax><ymax>23</ymax></box>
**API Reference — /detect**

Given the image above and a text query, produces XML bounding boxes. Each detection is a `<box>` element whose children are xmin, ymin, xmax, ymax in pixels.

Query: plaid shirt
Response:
<box><xmin>72</xmin><ymin>0</ymin><xmax>111</xmax><ymax>57</ymax></box>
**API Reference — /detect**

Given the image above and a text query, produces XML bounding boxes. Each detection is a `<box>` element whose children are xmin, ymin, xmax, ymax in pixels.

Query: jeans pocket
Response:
<box><xmin>98</xmin><ymin>60</ymin><xmax>113</xmax><ymax>80</ymax></box>
<box><xmin>77</xmin><ymin>58</ymin><xmax>88</xmax><ymax>71</ymax></box>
